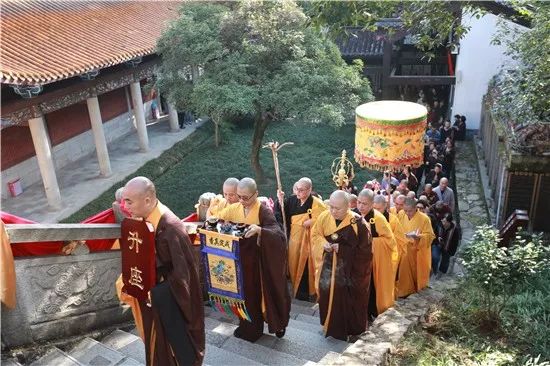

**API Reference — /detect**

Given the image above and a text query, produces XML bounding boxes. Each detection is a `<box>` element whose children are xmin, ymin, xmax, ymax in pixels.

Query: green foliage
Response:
<box><xmin>155</xmin><ymin>0</ymin><xmax>372</xmax><ymax>176</ymax></box>
<box><xmin>63</xmin><ymin>121</ymin><xmax>377</xmax><ymax>222</ymax></box>
<box><xmin>462</xmin><ymin>226</ymin><xmax>549</xmax><ymax>320</ymax></box>
<box><xmin>492</xmin><ymin>2</ymin><xmax>550</xmax><ymax>123</ymax></box>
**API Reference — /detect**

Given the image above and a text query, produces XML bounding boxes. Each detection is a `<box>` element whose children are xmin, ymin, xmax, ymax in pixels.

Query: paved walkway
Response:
<box><xmin>1</xmin><ymin>118</ymin><xmax>205</xmax><ymax>223</ymax></box>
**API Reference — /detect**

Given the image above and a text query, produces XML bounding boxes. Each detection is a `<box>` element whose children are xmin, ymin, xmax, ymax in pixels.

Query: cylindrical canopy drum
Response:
<box><xmin>354</xmin><ymin>101</ymin><xmax>427</xmax><ymax>172</ymax></box>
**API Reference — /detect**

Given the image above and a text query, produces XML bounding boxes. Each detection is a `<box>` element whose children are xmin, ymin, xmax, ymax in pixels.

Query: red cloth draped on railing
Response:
<box><xmin>1</xmin><ymin>209</ymin><xmax>117</xmax><ymax>257</ymax></box>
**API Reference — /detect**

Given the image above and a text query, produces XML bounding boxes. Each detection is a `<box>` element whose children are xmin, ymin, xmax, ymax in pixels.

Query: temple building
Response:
<box><xmin>1</xmin><ymin>1</ymin><xmax>181</xmax><ymax>208</ymax></box>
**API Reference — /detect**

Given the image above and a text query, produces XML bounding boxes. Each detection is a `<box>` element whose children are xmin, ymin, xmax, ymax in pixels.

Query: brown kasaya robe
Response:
<box><xmin>312</xmin><ymin>211</ymin><xmax>372</xmax><ymax>341</ymax></box>
<box><xmin>117</xmin><ymin>202</ymin><xmax>205</xmax><ymax>366</ymax></box>
<box><xmin>218</xmin><ymin>200</ymin><xmax>291</xmax><ymax>342</ymax></box>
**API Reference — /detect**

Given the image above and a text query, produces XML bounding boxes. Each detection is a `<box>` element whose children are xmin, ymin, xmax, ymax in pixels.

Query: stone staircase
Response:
<box><xmin>23</xmin><ymin>299</ymin><xmax>358</xmax><ymax>366</ymax></box>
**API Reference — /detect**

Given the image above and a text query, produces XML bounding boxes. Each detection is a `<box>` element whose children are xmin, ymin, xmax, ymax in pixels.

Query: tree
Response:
<box><xmin>156</xmin><ymin>0</ymin><xmax>372</xmax><ymax>180</ymax></box>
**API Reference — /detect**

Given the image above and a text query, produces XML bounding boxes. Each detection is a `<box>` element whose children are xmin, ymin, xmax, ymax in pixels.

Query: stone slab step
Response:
<box><xmin>316</xmin><ymin>351</ymin><xmax>342</xmax><ymax>365</ymax></box>
<box><xmin>290</xmin><ymin>303</ymin><xmax>318</xmax><ymax>317</ymax></box>
<box><xmin>287</xmin><ymin>318</ymin><xmax>323</xmax><ymax>335</ymax></box>
<box><xmin>204</xmin><ymin>344</ymin><xmax>264</xmax><ymax>366</ymax></box>
<box><xmin>290</xmin><ymin>299</ymin><xmax>318</xmax><ymax>309</ymax></box>
<box><xmin>30</xmin><ymin>348</ymin><xmax>84</xmax><ymax>366</ymax></box>
<box><xmin>293</xmin><ymin>313</ymin><xmax>320</xmax><ymax>326</ymax></box>
<box><xmin>220</xmin><ymin>336</ymin><xmax>309</xmax><ymax>366</ymax></box>
<box><xmin>68</xmin><ymin>337</ymin><xmax>126</xmax><ymax>366</ymax></box>
<box><xmin>255</xmin><ymin>336</ymin><xmax>336</xmax><ymax>363</ymax></box>
<box><xmin>2</xmin><ymin>359</ymin><xmax>23</xmax><ymax>366</ymax></box>
<box><xmin>101</xmin><ymin>330</ymin><xmax>145</xmax><ymax>365</ymax></box>
<box><xmin>115</xmin><ymin>358</ymin><xmax>143</xmax><ymax>366</ymax></box>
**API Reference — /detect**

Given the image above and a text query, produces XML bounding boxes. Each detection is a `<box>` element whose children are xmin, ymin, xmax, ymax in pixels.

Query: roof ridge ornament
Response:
<box><xmin>125</xmin><ymin>56</ymin><xmax>143</xmax><ymax>68</ymax></box>
<box><xmin>11</xmin><ymin>84</ymin><xmax>43</xmax><ymax>99</ymax></box>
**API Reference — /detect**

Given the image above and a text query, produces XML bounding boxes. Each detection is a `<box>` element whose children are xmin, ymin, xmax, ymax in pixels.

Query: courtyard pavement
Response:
<box><xmin>1</xmin><ymin>117</ymin><xmax>205</xmax><ymax>223</ymax></box>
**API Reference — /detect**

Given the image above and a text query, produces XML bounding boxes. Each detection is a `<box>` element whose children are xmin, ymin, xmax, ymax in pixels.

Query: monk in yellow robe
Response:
<box><xmin>276</xmin><ymin>177</ymin><xmax>326</xmax><ymax>301</ymax></box>
<box><xmin>357</xmin><ymin>190</ymin><xmax>398</xmax><ymax>317</ymax></box>
<box><xmin>1</xmin><ymin>221</ymin><xmax>16</xmax><ymax>309</ymax></box>
<box><xmin>397</xmin><ymin>197</ymin><xmax>435</xmax><ymax>297</ymax></box>
<box><xmin>312</xmin><ymin>191</ymin><xmax>372</xmax><ymax>341</ymax></box>
<box><xmin>389</xmin><ymin>194</ymin><xmax>406</xmax><ymax>216</ymax></box>
<box><xmin>373</xmin><ymin>195</ymin><xmax>408</xmax><ymax>299</ymax></box>
<box><xmin>206</xmin><ymin>177</ymin><xmax>239</xmax><ymax>218</ymax></box>
<box><xmin>218</xmin><ymin>178</ymin><xmax>290</xmax><ymax>343</ymax></box>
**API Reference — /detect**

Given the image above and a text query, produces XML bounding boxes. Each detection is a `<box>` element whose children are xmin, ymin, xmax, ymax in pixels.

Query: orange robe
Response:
<box><xmin>388</xmin><ymin>212</ymin><xmax>408</xmax><ymax>297</ymax></box>
<box><xmin>206</xmin><ymin>195</ymin><xmax>230</xmax><ymax>218</ymax></box>
<box><xmin>285</xmin><ymin>196</ymin><xmax>326</xmax><ymax>298</ymax></box>
<box><xmin>397</xmin><ymin>211</ymin><xmax>435</xmax><ymax>297</ymax></box>
<box><xmin>368</xmin><ymin>210</ymin><xmax>398</xmax><ymax>314</ymax></box>
<box><xmin>0</xmin><ymin>221</ymin><xmax>16</xmax><ymax>309</ymax></box>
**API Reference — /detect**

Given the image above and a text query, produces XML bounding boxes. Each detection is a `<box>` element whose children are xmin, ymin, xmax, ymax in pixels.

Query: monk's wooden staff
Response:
<box><xmin>263</xmin><ymin>141</ymin><xmax>294</xmax><ymax>237</ymax></box>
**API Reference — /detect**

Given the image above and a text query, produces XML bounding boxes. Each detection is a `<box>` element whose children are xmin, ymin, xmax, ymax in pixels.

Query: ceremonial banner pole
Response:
<box><xmin>263</xmin><ymin>141</ymin><xmax>293</xmax><ymax>237</ymax></box>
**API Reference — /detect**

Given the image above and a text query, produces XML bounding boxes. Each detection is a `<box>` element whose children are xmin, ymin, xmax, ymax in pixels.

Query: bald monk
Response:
<box><xmin>117</xmin><ymin>177</ymin><xmax>205</xmax><ymax>365</ymax></box>
<box><xmin>397</xmin><ymin>197</ymin><xmax>436</xmax><ymax>297</ymax></box>
<box><xmin>218</xmin><ymin>178</ymin><xmax>290</xmax><ymax>342</ymax></box>
<box><xmin>357</xmin><ymin>190</ymin><xmax>398</xmax><ymax>317</ymax></box>
<box><xmin>206</xmin><ymin>177</ymin><xmax>240</xmax><ymax>218</ymax></box>
<box><xmin>276</xmin><ymin>177</ymin><xmax>326</xmax><ymax>301</ymax></box>
<box><xmin>390</xmin><ymin>194</ymin><xmax>406</xmax><ymax>215</ymax></box>
<box><xmin>312</xmin><ymin>191</ymin><xmax>372</xmax><ymax>341</ymax></box>
<box><xmin>373</xmin><ymin>195</ymin><xmax>408</xmax><ymax>299</ymax></box>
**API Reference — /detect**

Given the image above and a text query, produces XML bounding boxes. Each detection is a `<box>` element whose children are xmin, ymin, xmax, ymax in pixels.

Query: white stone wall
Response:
<box><xmin>1</xmin><ymin>112</ymin><xmax>135</xmax><ymax>199</ymax></box>
<box><xmin>451</xmin><ymin>12</ymin><xmax>527</xmax><ymax>129</ymax></box>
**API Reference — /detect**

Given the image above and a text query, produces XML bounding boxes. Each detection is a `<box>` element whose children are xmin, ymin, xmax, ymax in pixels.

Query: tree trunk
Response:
<box><xmin>214</xmin><ymin>120</ymin><xmax>220</xmax><ymax>147</ymax></box>
<box><xmin>251</xmin><ymin>112</ymin><xmax>269</xmax><ymax>182</ymax></box>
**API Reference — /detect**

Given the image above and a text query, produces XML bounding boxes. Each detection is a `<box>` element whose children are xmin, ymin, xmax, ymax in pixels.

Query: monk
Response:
<box><xmin>218</xmin><ymin>178</ymin><xmax>290</xmax><ymax>342</ymax></box>
<box><xmin>373</xmin><ymin>195</ymin><xmax>408</xmax><ymax>300</ymax></box>
<box><xmin>357</xmin><ymin>190</ymin><xmax>398</xmax><ymax>317</ymax></box>
<box><xmin>312</xmin><ymin>191</ymin><xmax>372</xmax><ymax>341</ymax></box>
<box><xmin>118</xmin><ymin>177</ymin><xmax>205</xmax><ymax>365</ymax></box>
<box><xmin>397</xmin><ymin>197</ymin><xmax>436</xmax><ymax>297</ymax></box>
<box><xmin>390</xmin><ymin>194</ymin><xmax>406</xmax><ymax>215</ymax></box>
<box><xmin>276</xmin><ymin>177</ymin><xmax>326</xmax><ymax>301</ymax></box>
<box><xmin>206</xmin><ymin>177</ymin><xmax>239</xmax><ymax>218</ymax></box>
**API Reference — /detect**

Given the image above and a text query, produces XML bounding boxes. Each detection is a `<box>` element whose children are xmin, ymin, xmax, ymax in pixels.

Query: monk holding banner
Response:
<box><xmin>218</xmin><ymin>177</ymin><xmax>290</xmax><ymax>342</ymax></box>
<box><xmin>356</xmin><ymin>189</ymin><xmax>398</xmax><ymax>318</ymax></box>
<box><xmin>312</xmin><ymin>191</ymin><xmax>372</xmax><ymax>341</ymax></box>
<box><xmin>118</xmin><ymin>177</ymin><xmax>205</xmax><ymax>365</ymax></box>
<box><xmin>397</xmin><ymin>197</ymin><xmax>436</xmax><ymax>297</ymax></box>
<box><xmin>207</xmin><ymin>177</ymin><xmax>240</xmax><ymax>218</ymax></box>
<box><xmin>276</xmin><ymin>177</ymin><xmax>326</xmax><ymax>301</ymax></box>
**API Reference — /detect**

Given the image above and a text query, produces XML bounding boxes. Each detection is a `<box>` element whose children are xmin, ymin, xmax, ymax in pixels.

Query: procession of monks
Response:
<box><xmin>111</xmin><ymin>174</ymin><xmax>435</xmax><ymax>365</ymax></box>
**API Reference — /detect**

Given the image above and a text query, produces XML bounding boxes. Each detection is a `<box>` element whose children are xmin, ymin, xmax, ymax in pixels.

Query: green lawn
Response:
<box><xmin>63</xmin><ymin>120</ymin><xmax>378</xmax><ymax>222</ymax></box>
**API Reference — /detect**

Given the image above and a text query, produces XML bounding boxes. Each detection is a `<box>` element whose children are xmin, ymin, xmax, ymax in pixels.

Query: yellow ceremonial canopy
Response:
<box><xmin>354</xmin><ymin>101</ymin><xmax>427</xmax><ymax>171</ymax></box>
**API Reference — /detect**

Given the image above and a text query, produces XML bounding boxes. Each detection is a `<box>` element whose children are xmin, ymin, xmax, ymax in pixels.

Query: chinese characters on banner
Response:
<box><xmin>120</xmin><ymin>218</ymin><xmax>156</xmax><ymax>300</ymax></box>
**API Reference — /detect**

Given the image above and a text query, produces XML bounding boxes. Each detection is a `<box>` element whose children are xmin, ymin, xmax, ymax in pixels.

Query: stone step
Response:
<box><xmin>30</xmin><ymin>347</ymin><xmax>84</xmax><ymax>366</ymax></box>
<box><xmin>206</xmin><ymin>315</ymin><xmax>339</xmax><ymax>363</ymax></box>
<box><xmin>68</xmin><ymin>337</ymin><xmax>126</xmax><ymax>366</ymax></box>
<box><xmin>290</xmin><ymin>299</ymin><xmax>318</xmax><ymax>309</ymax></box>
<box><xmin>204</xmin><ymin>344</ymin><xmax>264</xmax><ymax>366</ymax></box>
<box><xmin>316</xmin><ymin>351</ymin><xmax>343</xmax><ymax>365</ymax></box>
<box><xmin>290</xmin><ymin>303</ymin><xmax>318</xmax><ymax>317</ymax></box>
<box><xmin>287</xmin><ymin>318</ymin><xmax>323</xmax><ymax>335</ymax></box>
<box><xmin>219</xmin><ymin>336</ymin><xmax>309</xmax><ymax>366</ymax></box>
<box><xmin>101</xmin><ymin>330</ymin><xmax>146</xmax><ymax>365</ymax></box>
<box><xmin>293</xmin><ymin>313</ymin><xmax>320</xmax><ymax>326</ymax></box>
<box><xmin>2</xmin><ymin>359</ymin><xmax>23</xmax><ymax>366</ymax></box>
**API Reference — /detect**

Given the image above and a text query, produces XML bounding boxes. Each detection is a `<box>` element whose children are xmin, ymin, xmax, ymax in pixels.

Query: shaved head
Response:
<box><xmin>297</xmin><ymin>177</ymin><xmax>312</xmax><ymax>189</ymax></box>
<box><xmin>357</xmin><ymin>189</ymin><xmax>374</xmax><ymax>216</ymax></box>
<box><xmin>329</xmin><ymin>190</ymin><xmax>350</xmax><ymax>220</ymax></box>
<box><xmin>238</xmin><ymin>177</ymin><xmax>257</xmax><ymax>192</ymax></box>
<box><xmin>394</xmin><ymin>194</ymin><xmax>406</xmax><ymax>213</ymax></box>
<box><xmin>296</xmin><ymin>177</ymin><xmax>313</xmax><ymax>201</ymax></box>
<box><xmin>237</xmin><ymin>177</ymin><xmax>258</xmax><ymax>208</ymax></box>
<box><xmin>358</xmin><ymin>189</ymin><xmax>374</xmax><ymax>203</ymax></box>
<box><xmin>123</xmin><ymin>176</ymin><xmax>157</xmax><ymax>218</ymax></box>
<box><xmin>224</xmin><ymin>177</ymin><xmax>239</xmax><ymax>188</ymax></box>
<box><xmin>404</xmin><ymin>197</ymin><xmax>417</xmax><ymax>208</ymax></box>
<box><xmin>223</xmin><ymin>177</ymin><xmax>239</xmax><ymax>204</ymax></box>
<box><xmin>403</xmin><ymin>197</ymin><xmax>418</xmax><ymax>219</ymax></box>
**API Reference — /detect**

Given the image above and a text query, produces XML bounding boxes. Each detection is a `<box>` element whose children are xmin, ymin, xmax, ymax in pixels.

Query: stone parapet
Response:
<box><xmin>1</xmin><ymin>251</ymin><xmax>131</xmax><ymax>347</ymax></box>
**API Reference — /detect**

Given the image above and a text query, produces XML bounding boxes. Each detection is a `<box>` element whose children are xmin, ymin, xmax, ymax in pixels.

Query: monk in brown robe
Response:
<box><xmin>119</xmin><ymin>177</ymin><xmax>205</xmax><ymax>365</ymax></box>
<box><xmin>276</xmin><ymin>177</ymin><xmax>326</xmax><ymax>301</ymax></box>
<box><xmin>218</xmin><ymin>177</ymin><xmax>290</xmax><ymax>342</ymax></box>
<box><xmin>312</xmin><ymin>191</ymin><xmax>372</xmax><ymax>341</ymax></box>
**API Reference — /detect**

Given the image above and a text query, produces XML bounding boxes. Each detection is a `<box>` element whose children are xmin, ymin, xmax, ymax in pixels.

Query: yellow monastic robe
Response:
<box><xmin>397</xmin><ymin>211</ymin><xmax>435</xmax><ymax>297</ymax></box>
<box><xmin>288</xmin><ymin>196</ymin><xmax>326</xmax><ymax>297</ymax></box>
<box><xmin>116</xmin><ymin>201</ymin><xmax>169</xmax><ymax>341</ymax></box>
<box><xmin>311</xmin><ymin>210</ymin><xmax>358</xmax><ymax>294</ymax></box>
<box><xmin>207</xmin><ymin>195</ymin><xmax>231</xmax><ymax>219</ymax></box>
<box><xmin>389</xmin><ymin>212</ymin><xmax>408</xmax><ymax>298</ymax></box>
<box><xmin>217</xmin><ymin>200</ymin><xmax>261</xmax><ymax>225</ymax></box>
<box><xmin>389</xmin><ymin>206</ymin><xmax>399</xmax><ymax>216</ymax></box>
<box><xmin>370</xmin><ymin>210</ymin><xmax>398</xmax><ymax>314</ymax></box>
<box><xmin>0</xmin><ymin>221</ymin><xmax>16</xmax><ymax>309</ymax></box>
